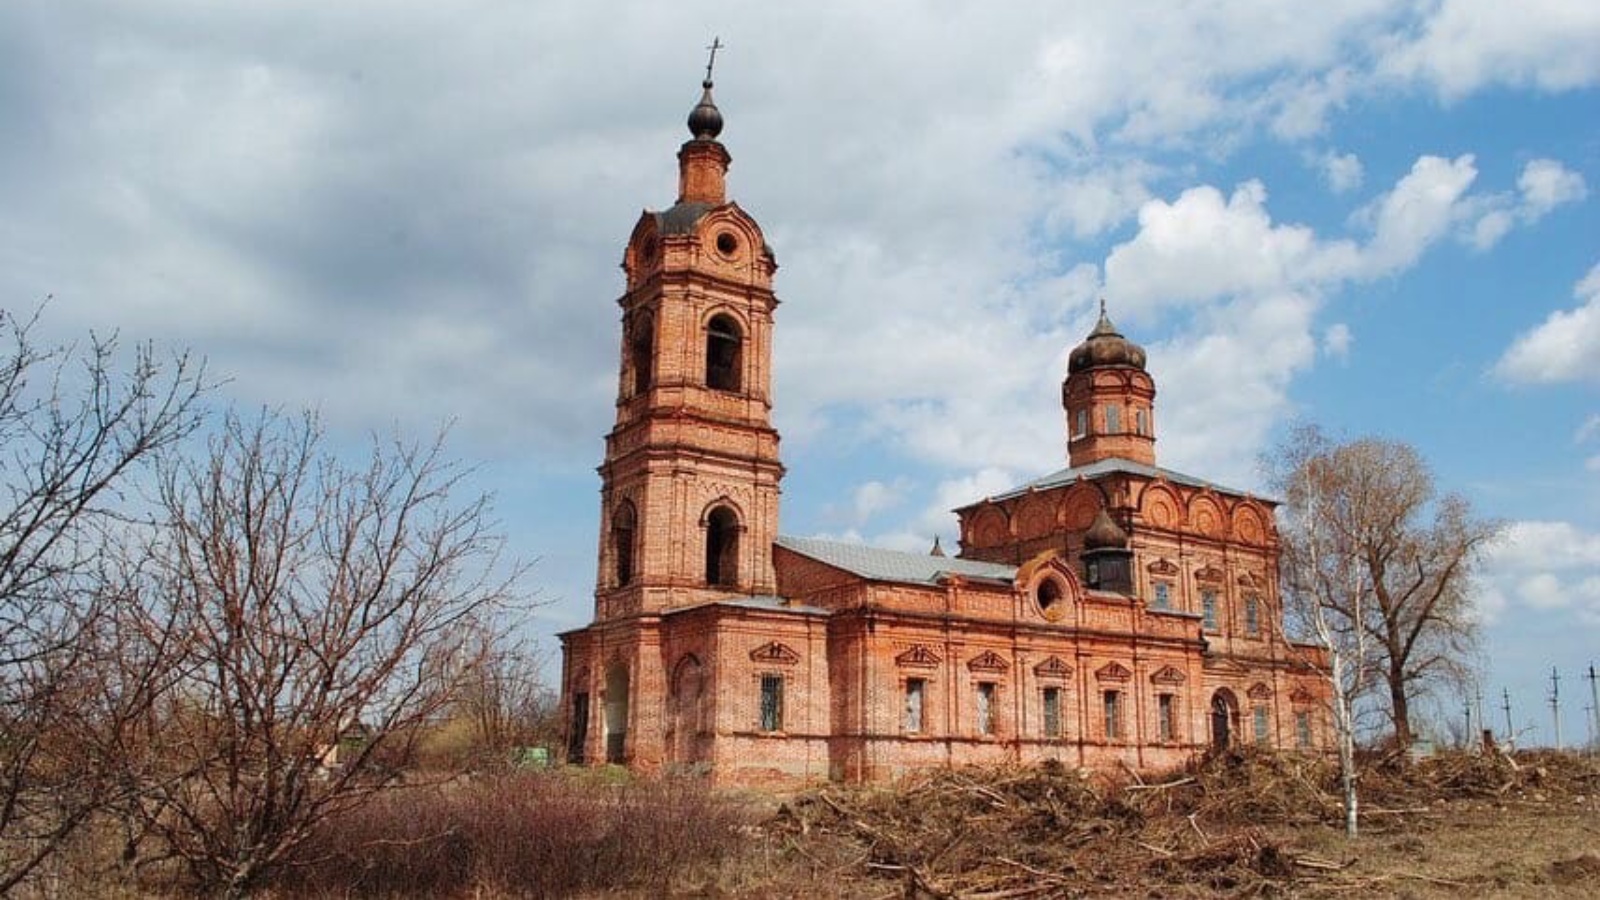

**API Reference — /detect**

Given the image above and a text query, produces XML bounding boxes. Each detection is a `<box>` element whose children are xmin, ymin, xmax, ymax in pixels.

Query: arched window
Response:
<box><xmin>611</xmin><ymin>501</ymin><xmax>637</xmax><ymax>586</ymax></box>
<box><xmin>704</xmin><ymin>505</ymin><xmax>740</xmax><ymax>586</ymax></box>
<box><xmin>629</xmin><ymin>312</ymin><xmax>654</xmax><ymax>395</ymax></box>
<box><xmin>705</xmin><ymin>314</ymin><xmax>742</xmax><ymax>391</ymax></box>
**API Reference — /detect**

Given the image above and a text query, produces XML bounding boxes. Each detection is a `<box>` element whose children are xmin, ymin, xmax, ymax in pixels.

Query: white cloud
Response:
<box><xmin>1321</xmin><ymin>151</ymin><xmax>1365</xmax><ymax>193</ymax></box>
<box><xmin>1578</xmin><ymin>414</ymin><xmax>1600</xmax><ymax>444</ymax></box>
<box><xmin>1482</xmin><ymin>520</ymin><xmax>1600</xmax><ymax>625</ymax></box>
<box><xmin>1357</xmin><ymin>154</ymin><xmax>1479</xmax><ymax>274</ymax></box>
<box><xmin>1495</xmin><ymin>263</ymin><xmax>1600</xmax><ymax>384</ymax></box>
<box><xmin>1323</xmin><ymin>322</ymin><xmax>1353</xmax><ymax>360</ymax></box>
<box><xmin>1381</xmin><ymin>0</ymin><xmax>1600</xmax><ymax>99</ymax></box>
<box><xmin>1518</xmin><ymin>158</ymin><xmax>1589</xmax><ymax>216</ymax></box>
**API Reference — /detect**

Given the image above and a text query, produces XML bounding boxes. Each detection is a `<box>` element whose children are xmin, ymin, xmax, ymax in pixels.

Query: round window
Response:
<box><xmin>1036</xmin><ymin>579</ymin><xmax>1063</xmax><ymax>611</ymax></box>
<box><xmin>715</xmin><ymin>232</ymin><xmax>739</xmax><ymax>257</ymax></box>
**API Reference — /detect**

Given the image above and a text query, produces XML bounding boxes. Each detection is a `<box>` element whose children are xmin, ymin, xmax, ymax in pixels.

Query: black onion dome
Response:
<box><xmin>687</xmin><ymin>80</ymin><xmax>724</xmax><ymax>140</ymax></box>
<box><xmin>1083</xmin><ymin>507</ymin><xmax>1129</xmax><ymax>550</ymax></box>
<box><xmin>1068</xmin><ymin>306</ymin><xmax>1147</xmax><ymax>374</ymax></box>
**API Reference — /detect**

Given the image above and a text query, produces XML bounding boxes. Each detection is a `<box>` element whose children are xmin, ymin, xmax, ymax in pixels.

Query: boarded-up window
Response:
<box><xmin>1158</xmin><ymin>694</ymin><xmax>1176</xmax><ymax>742</ymax></box>
<box><xmin>904</xmin><ymin>679</ymin><xmax>925</xmax><ymax>733</ymax></box>
<box><xmin>976</xmin><ymin>683</ymin><xmax>997</xmax><ymax>736</ymax></box>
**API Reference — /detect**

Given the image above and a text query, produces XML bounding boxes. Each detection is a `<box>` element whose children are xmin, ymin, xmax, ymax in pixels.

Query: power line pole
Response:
<box><xmin>1475</xmin><ymin>688</ymin><xmax>1487</xmax><ymax>752</ymax></box>
<box><xmin>1502</xmin><ymin>688</ymin><xmax>1514</xmax><ymax>750</ymax></box>
<box><xmin>1587</xmin><ymin>664</ymin><xmax>1599</xmax><ymax>754</ymax></box>
<box><xmin>1550</xmin><ymin>667</ymin><xmax>1562</xmax><ymax>751</ymax></box>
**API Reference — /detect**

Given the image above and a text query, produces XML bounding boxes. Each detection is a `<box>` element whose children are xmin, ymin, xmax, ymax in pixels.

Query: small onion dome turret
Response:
<box><xmin>1083</xmin><ymin>507</ymin><xmax>1129</xmax><ymax>551</ymax></box>
<box><xmin>1068</xmin><ymin>303</ymin><xmax>1147</xmax><ymax>374</ymax></box>
<box><xmin>687</xmin><ymin>80</ymin><xmax>724</xmax><ymax>140</ymax></box>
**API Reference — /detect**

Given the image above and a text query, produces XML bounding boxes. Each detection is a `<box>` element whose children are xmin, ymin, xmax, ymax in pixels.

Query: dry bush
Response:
<box><xmin>272</xmin><ymin>772</ymin><xmax>749</xmax><ymax>897</ymax></box>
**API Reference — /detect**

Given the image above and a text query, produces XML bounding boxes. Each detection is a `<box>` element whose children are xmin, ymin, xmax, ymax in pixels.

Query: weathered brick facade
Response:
<box><xmin>559</xmin><ymin>81</ymin><xmax>1329</xmax><ymax>785</ymax></box>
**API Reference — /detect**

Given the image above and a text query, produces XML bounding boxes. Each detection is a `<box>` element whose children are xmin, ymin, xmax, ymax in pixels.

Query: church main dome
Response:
<box><xmin>1068</xmin><ymin>304</ymin><xmax>1147</xmax><ymax>374</ymax></box>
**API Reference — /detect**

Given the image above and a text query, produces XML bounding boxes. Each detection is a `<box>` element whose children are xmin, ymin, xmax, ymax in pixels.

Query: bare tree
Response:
<box><xmin>1270</xmin><ymin>426</ymin><xmax>1376</xmax><ymax>837</ymax></box>
<box><xmin>0</xmin><ymin>308</ymin><xmax>204</xmax><ymax>892</ymax></box>
<box><xmin>459</xmin><ymin>627</ymin><xmax>559</xmax><ymax>765</ymax></box>
<box><xmin>1268</xmin><ymin>425</ymin><xmax>1500</xmax><ymax>752</ymax></box>
<box><xmin>124</xmin><ymin>411</ymin><xmax>524</xmax><ymax>898</ymax></box>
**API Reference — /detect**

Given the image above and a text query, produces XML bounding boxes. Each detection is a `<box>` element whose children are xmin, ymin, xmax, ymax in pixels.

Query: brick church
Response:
<box><xmin>558</xmin><ymin>74</ymin><xmax>1328</xmax><ymax>784</ymax></box>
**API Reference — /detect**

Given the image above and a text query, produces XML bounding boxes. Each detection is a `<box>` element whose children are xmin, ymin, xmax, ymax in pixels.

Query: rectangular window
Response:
<box><xmin>1201</xmin><ymin>590</ymin><xmax>1219</xmax><ymax>631</ymax></box>
<box><xmin>976</xmin><ymin>682</ymin><xmax>997</xmax><ymax>736</ymax></box>
<box><xmin>1135</xmin><ymin>408</ymin><xmax>1148</xmax><ymax>436</ymax></box>
<box><xmin>1244</xmin><ymin>597</ymin><xmax>1260</xmax><ymax>636</ymax></box>
<box><xmin>1295</xmin><ymin>711</ymin><xmax>1312</xmax><ymax>749</ymax></box>
<box><xmin>904</xmin><ymin>678</ymin><xmax>925</xmax><ymax>734</ymax></box>
<box><xmin>1152</xmin><ymin>582</ymin><xmax>1171</xmax><ymax>610</ymax></box>
<box><xmin>1105</xmin><ymin>404</ymin><xmax>1121</xmax><ymax>434</ymax></box>
<box><xmin>1103</xmin><ymin>690</ymin><xmax>1122</xmax><ymax>741</ymax></box>
<box><xmin>1073</xmin><ymin>408</ymin><xmax>1088</xmax><ymax>439</ymax></box>
<box><xmin>1158</xmin><ymin>694</ymin><xmax>1175</xmax><ymax>742</ymax></box>
<box><xmin>1253</xmin><ymin>705</ymin><xmax>1270</xmax><ymax>745</ymax></box>
<box><xmin>759</xmin><ymin>675</ymin><xmax>783</xmax><ymax>732</ymax></box>
<box><xmin>1042</xmin><ymin>687</ymin><xmax>1062</xmax><ymax>738</ymax></box>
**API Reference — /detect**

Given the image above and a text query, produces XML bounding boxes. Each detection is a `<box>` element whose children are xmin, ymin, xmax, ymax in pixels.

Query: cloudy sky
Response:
<box><xmin>4</xmin><ymin>1</ymin><xmax>1597</xmax><ymax>745</ymax></box>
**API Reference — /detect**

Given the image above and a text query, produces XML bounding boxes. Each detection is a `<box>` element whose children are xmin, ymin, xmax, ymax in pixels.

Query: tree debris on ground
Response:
<box><xmin>764</xmin><ymin>750</ymin><xmax>1600</xmax><ymax>898</ymax></box>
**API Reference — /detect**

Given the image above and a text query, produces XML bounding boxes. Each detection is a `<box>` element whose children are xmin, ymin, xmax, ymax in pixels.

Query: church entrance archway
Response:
<box><xmin>1211</xmin><ymin>689</ymin><xmax>1238</xmax><ymax>750</ymax></box>
<box><xmin>604</xmin><ymin>662</ymin><xmax>630</xmax><ymax>764</ymax></box>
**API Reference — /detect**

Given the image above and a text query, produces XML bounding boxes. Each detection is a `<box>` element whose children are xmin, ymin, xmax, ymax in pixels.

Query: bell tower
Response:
<box><xmin>1062</xmin><ymin>302</ymin><xmax>1157</xmax><ymax>467</ymax></box>
<box><xmin>594</xmin><ymin>66</ymin><xmax>784</xmax><ymax>620</ymax></box>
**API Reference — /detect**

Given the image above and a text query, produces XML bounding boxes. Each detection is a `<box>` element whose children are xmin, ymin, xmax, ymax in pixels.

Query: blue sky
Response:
<box><xmin>2</xmin><ymin>1</ymin><xmax>1597</xmax><ymax>746</ymax></box>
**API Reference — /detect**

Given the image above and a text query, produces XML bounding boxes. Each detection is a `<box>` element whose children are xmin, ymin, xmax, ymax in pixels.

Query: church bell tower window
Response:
<box><xmin>612</xmin><ymin>501</ymin><xmax>637</xmax><ymax>586</ymax></box>
<box><xmin>629</xmin><ymin>313</ymin><xmax>654</xmax><ymax>395</ymax></box>
<box><xmin>1105</xmin><ymin>404</ymin><xmax>1121</xmax><ymax>434</ymax></box>
<box><xmin>706</xmin><ymin>314</ymin><xmax>742</xmax><ymax>391</ymax></box>
<box><xmin>705</xmin><ymin>505</ymin><xmax>740</xmax><ymax>586</ymax></box>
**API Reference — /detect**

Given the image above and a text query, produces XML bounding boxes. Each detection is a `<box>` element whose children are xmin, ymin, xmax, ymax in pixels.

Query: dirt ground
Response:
<box><xmin>680</xmin><ymin>750</ymin><xmax>1600</xmax><ymax>899</ymax></box>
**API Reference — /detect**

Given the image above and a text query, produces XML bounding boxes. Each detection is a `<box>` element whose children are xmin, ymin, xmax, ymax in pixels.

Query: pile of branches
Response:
<box><xmin>765</xmin><ymin>750</ymin><xmax>1600</xmax><ymax>898</ymax></box>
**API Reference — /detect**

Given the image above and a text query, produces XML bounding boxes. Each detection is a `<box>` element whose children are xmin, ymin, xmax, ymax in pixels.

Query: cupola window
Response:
<box><xmin>1135</xmin><ymin>408</ymin><xmax>1148</xmax><ymax>436</ymax></box>
<box><xmin>1104</xmin><ymin>404</ymin><xmax>1121</xmax><ymax>434</ymax></box>
<box><xmin>706</xmin><ymin>314</ymin><xmax>742</xmax><ymax>391</ymax></box>
<box><xmin>1073</xmin><ymin>408</ymin><xmax>1088</xmax><ymax>440</ymax></box>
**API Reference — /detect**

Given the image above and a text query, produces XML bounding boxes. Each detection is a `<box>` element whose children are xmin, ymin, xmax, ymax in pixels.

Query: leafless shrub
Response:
<box><xmin>274</xmin><ymin>773</ymin><xmax>749</xmax><ymax>897</ymax></box>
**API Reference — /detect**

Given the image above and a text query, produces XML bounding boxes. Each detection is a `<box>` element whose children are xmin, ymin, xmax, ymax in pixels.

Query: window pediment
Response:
<box><xmin>749</xmin><ymin>641</ymin><xmax>799</xmax><ymax>666</ymax></box>
<box><xmin>1146</xmin><ymin>558</ymin><xmax>1179</xmax><ymax>576</ymax></box>
<box><xmin>1247</xmin><ymin>682</ymin><xmax>1274</xmax><ymax>700</ymax></box>
<box><xmin>966</xmin><ymin>650</ymin><xmax>1010</xmax><ymax>674</ymax></box>
<box><xmin>1194</xmin><ymin>564</ymin><xmax>1226</xmax><ymax>584</ymax></box>
<box><xmin>1095</xmin><ymin>661</ymin><xmax>1133</xmax><ymax>683</ymax></box>
<box><xmin>895</xmin><ymin>644</ymin><xmax>942</xmax><ymax>669</ymax></box>
<box><xmin>1150</xmin><ymin>665</ymin><xmax>1187</xmax><ymax>686</ymax></box>
<box><xmin>1033</xmin><ymin>656</ymin><xmax>1073</xmax><ymax>679</ymax></box>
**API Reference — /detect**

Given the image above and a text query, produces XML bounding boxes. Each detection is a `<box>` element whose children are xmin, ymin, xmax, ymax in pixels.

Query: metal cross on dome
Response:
<box><xmin>704</xmin><ymin>37</ymin><xmax>723</xmax><ymax>83</ymax></box>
